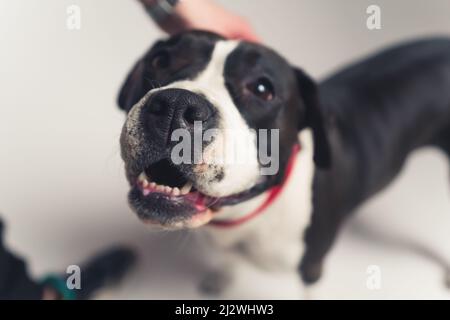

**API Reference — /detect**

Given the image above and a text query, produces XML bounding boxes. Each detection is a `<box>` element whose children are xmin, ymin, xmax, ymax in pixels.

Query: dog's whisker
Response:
<box><xmin>144</xmin><ymin>77</ymin><xmax>162</xmax><ymax>90</ymax></box>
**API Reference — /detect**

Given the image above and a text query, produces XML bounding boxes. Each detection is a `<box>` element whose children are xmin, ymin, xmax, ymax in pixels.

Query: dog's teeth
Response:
<box><xmin>156</xmin><ymin>185</ymin><xmax>164</xmax><ymax>192</ymax></box>
<box><xmin>164</xmin><ymin>186</ymin><xmax>172</xmax><ymax>193</ymax></box>
<box><xmin>172</xmin><ymin>187</ymin><xmax>180</xmax><ymax>196</ymax></box>
<box><xmin>138</xmin><ymin>172</ymin><xmax>147</xmax><ymax>182</ymax></box>
<box><xmin>138</xmin><ymin>172</ymin><xmax>150</xmax><ymax>187</ymax></box>
<box><xmin>180</xmin><ymin>181</ymin><xmax>193</xmax><ymax>195</ymax></box>
<box><xmin>149</xmin><ymin>182</ymin><xmax>156</xmax><ymax>188</ymax></box>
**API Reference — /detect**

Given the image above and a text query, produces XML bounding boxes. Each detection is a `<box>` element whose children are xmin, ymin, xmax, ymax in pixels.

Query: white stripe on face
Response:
<box><xmin>132</xmin><ymin>40</ymin><xmax>261</xmax><ymax>197</ymax></box>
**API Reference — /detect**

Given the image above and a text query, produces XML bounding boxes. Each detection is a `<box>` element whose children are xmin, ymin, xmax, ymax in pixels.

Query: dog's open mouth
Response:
<box><xmin>127</xmin><ymin>159</ymin><xmax>267</xmax><ymax>229</ymax></box>
<box><xmin>136</xmin><ymin>159</ymin><xmax>216</xmax><ymax>212</ymax></box>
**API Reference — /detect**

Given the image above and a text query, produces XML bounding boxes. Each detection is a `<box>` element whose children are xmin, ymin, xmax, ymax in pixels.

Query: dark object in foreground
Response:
<box><xmin>0</xmin><ymin>218</ymin><xmax>136</xmax><ymax>300</ymax></box>
<box><xmin>70</xmin><ymin>246</ymin><xmax>136</xmax><ymax>300</ymax></box>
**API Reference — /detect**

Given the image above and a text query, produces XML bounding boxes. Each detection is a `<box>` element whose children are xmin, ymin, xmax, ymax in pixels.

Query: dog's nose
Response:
<box><xmin>143</xmin><ymin>88</ymin><xmax>216</xmax><ymax>144</ymax></box>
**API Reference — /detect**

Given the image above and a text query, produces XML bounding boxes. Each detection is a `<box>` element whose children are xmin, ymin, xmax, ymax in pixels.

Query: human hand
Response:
<box><xmin>143</xmin><ymin>0</ymin><xmax>260</xmax><ymax>42</ymax></box>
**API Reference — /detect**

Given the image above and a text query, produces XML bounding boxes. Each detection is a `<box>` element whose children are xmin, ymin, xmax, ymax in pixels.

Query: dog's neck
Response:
<box><xmin>208</xmin><ymin>129</ymin><xmax>314</xmax><ymax>228</ymax></box>
<box><xmin>201</xmin><ymin>129</ymin><xmax>315</xmax><ymax>273</ymax></box>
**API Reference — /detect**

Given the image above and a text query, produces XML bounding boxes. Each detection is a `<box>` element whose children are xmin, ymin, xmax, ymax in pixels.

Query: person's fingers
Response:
<box><xmin>237</xmin><ymin>29</ymin><xmax>261</xmax><ymax>43</ymax></box>
<box><xmin>158</xmin><ymin>15</ymin><xmax>185</xmax><ymax>35</ymax></box>
<box><xmin>229</xmin><ymin>20</ymin><xmax>261</xmax><ymax>43</ymax></box>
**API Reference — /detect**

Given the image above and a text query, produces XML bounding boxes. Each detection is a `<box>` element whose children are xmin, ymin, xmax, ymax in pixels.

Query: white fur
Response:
<box><xmin>164</xmin><ymin>40</ymin><xmax>260</xmax><ymax>197</ymax></box>
<box><xmin>125</xmin><ymin>40</ymin><xmax>260</xmax><ymax>197</ymax></box>
<box><xmin>124</xmin><ymin>40</ymin><xmax>316</xmax><ymax>297</ymax></box>
<box><xmin>202</xmin><ymin>129</ymin><xmax>315</xmax><ymax>278</ymax></box>
<box><xmin>123</xmin><ymin>90</ymin><xmax>155</xmax><ymax>161</ymax></box>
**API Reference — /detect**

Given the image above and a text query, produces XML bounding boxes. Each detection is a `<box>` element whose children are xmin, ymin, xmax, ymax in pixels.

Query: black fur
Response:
<box><xmin>118</xmin><ymin>31</ymin><xmax>223</xmax><ymax>111</ymax></box>
<box><xmin>117</xmin><ymin>32</ymin><xmax>450</xmax><ymax>284</ymax></box>
<box><xmin>294</xmin><ymin>68</ymin><xmax>331</xmax><ymax>169</ymax></box>
<box><xmin>300</xmin><ymin>38</ymin><xmax>450</xmax><ymax>284</ymax></box>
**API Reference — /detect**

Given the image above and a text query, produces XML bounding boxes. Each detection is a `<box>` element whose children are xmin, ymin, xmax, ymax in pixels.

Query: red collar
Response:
<box><xmin>209</xmin><ymin>143</ymin><xmax>301</xmax><ymax>228</ymax></box>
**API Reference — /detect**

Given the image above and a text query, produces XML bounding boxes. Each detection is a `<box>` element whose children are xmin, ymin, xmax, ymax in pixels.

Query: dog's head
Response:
<box><xmin>118</xmin><ymin>31</ymin><xmax>330</xmax><ymax>229</ymax></box>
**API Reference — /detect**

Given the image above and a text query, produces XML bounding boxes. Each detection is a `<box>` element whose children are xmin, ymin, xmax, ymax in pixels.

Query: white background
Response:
<box><xmin>0</xmin><ymin>0</ymin><xmax>449</xmax><ymax>299</ymax></box>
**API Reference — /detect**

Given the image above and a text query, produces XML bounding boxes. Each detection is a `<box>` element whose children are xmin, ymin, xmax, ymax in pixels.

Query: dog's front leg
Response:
<box><xmin>299</xmin><ymin>206</ymin><xmax>344</xmax><ymax>285</ymax></box>
<box><xmin>198</xmin><ymin>254</ymin><xmax>235</xmax><ymax>296</ymax></box>
<box><xmin>195</xmin><ymin>232</ymin><xmax>243</xmax><ymax>296</ymax></box>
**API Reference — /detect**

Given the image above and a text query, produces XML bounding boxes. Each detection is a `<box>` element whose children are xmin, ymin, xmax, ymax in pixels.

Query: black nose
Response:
<box><xmin>143</xmin><ymin>88</ymin><xmax>216</xmax><ymax>144</ymax></box>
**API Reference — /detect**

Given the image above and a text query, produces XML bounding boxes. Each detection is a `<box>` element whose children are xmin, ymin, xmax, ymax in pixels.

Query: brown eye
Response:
<box><xmin>151</xmin><ymin>51</ymin><xmax>170</xmax><ymax>69</ymax></box>
<box><xmin>247</xmin><ymin>77</ymin><xmax>275</xmax><ymax>101</ymax></box>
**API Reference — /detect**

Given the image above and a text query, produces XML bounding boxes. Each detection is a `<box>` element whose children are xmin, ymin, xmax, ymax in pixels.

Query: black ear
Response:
<box><xmin>294</xmin><ymin>68</ymin><xmax>331</xmax><ymax>169</ymax></box>
<box><xmin>117</xmin><ymin>60</ymin><xmax>146</xmax><ymax>111</ymax></box>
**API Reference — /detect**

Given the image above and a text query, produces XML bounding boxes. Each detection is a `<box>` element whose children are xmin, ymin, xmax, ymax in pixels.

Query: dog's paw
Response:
<box><xmin>198</xmin><ymin>271</ymin><xmax>231</xmax><ymax>296</ymax></box>
<box><xmin>444</xmin><ymin>269</ymin><xmax>450</xmax><ymax>289</ymax></box>
<box><xmin>299</xmin><ymin>260</ymin><xmax>323</xmax><ymax>285</ymax></box>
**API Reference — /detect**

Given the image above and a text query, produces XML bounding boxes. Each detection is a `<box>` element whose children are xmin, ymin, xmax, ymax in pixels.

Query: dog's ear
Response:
<box><xmin>117</xmin><ymin>60</ymin><xmax>146</xmax><ymax>111</ymax></box>
<box><xmin>294</xmin><ymin>68</ymin><xmax>331</xmax><ymax>169</ymax></box>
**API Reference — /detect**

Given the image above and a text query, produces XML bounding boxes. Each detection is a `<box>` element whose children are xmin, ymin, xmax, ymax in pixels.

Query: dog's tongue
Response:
<box><xmin>193</xmin><ymin>193</ymin><xmax>222</xmax><ymax>212</ymax></box>
<box><xmin>194</xmin><ymin>193</ymin><xmax>208</xmax><ymax>211</ymax></box>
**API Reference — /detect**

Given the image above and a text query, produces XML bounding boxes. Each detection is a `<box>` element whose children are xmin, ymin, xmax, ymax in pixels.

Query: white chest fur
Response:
<box><xmin>200</xmin><ymin>129</ymin><xmax>315</xmax><ymax>271</ymax></box>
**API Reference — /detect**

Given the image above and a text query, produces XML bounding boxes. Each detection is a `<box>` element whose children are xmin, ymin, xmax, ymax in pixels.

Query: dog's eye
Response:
<box><xmin>151</xmin><ymin>51</ymin><xmax>170</xmax><ymax>69</ymax></box>
<box><xmin>247</xmin><ymin>77</ymin><xmax>275</xmax><ymax>101</ymax></box>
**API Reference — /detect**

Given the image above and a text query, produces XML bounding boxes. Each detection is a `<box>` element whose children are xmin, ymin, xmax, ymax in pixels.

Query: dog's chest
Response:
<box><xmin>202</xmin><ymin>130</ymin><xmax>315</xmax><ymax>269</ymax></box>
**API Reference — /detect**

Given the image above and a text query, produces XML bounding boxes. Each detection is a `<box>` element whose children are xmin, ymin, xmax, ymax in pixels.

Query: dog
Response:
<box><xmin>117</xmin><ymin>31</ymin><xmax>450</xmax><ymax>294</ymax></box>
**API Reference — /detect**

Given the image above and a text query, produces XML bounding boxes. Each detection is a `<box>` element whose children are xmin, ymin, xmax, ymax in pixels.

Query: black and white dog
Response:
<box><xmin>118</xmin><ymin>31</ymin><xmax>450</xmax><ymax>293</ymax></box>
